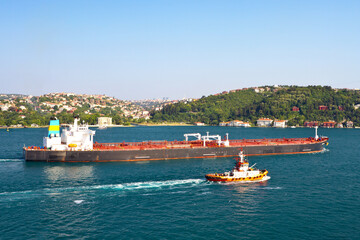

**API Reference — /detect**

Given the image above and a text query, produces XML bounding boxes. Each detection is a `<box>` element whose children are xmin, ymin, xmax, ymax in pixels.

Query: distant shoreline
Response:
<box><xmin>0</xmin><ymin>124</ymin><xmax>134</xmax><ymax>129</ymax></box>
<box><xmin>0</xmin><ymin>126</ymin><xmax>47</xmax><ymax>129</ymax></box>
<box><xmin>1</xmin><ymin>124</ymin><xmax>359</xmax><ymax>129</ymax></box>
<box><xmin>136</xmin><ymin>123</ymin><xmax>193</xmax><ymax>126</ymax></box>
<box><xmin>88</xmin><ymin>125</ymin><xmax>134</xmax><ymax>128</ymax></box>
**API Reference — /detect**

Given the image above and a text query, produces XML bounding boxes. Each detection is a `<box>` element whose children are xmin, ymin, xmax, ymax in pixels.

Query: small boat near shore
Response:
<box><xmin>205</xmin><ymin>150</ymin><xmax>270</xmax><ymax>182</ymax></box>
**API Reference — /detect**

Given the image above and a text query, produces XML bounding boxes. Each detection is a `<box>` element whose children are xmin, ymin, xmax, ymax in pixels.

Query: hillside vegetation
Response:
<box><xmin>150</xmin><ymin>86</ymin><xmax>360</xmax><ymax>126</ymax></box>
<box><xmin>0</xmin><ymin>93</ymin><xmax>145</xmax><ymax>127</ymax></box>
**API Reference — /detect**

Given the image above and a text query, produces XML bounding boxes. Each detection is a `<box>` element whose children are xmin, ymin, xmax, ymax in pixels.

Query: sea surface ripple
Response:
<box><xmin>0</xmin><ymin>126</ymin><xmax>359</xmax><ymax>239</ymax></box>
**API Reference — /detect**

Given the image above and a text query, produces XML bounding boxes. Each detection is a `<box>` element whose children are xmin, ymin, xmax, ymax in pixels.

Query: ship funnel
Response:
<box><xmin>48</xmin><ymin>118</ymin><xmax>60</xmax><ymax>137</ymax></box>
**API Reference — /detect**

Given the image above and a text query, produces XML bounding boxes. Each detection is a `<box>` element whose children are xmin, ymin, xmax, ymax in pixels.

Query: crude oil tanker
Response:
<box><xmin>23</xmin><ymin>118</ymin><xmax>328</xmax><ymax>162</ymax></box>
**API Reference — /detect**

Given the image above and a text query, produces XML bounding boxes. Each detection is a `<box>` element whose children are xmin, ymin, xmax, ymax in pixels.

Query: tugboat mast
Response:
<box><xmin>315</xmin><ymin>126</ymin><xmax>319</xmax><ymax>140</ymax></box>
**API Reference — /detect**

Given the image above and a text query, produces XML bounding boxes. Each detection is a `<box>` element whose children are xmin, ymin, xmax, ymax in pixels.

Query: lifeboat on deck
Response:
<box><xmin>205</xmin><ymin>150</ymin><xmax>270</xmax><ymax>182</ymax></box>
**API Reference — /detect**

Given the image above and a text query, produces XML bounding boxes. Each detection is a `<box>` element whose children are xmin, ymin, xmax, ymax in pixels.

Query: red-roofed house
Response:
<box><xmin>319</xmin><ymin>105</ymin><xmax>328</xmax><ymax>110</ymax></box>
<box><xmin>273</xmin><ymin>120</ymin><xmax>288</xmax><ymax>128</ymax></box>
<box><xmin>322</xmin><ymin>121</ymin><xmax>336</xmax><ymax>128</ymax></box>
<box><xmin>256</xmin><ymin>118</ymin><xmax>273</xmax><ymax>127</ymax></box>
<box><xmin>292</xmin><ymin>106</ymin><xmax>299</xmax><ymax>112</ymax></box>
<box><xmin>229</xmin><ymin>120</ymin><xmax>243</xmax><ymax>127</ymax></box>
<box><xmin>304</xmin><ymin>121</ymin><xmax>318</xmax><ymax>127</ymax></box>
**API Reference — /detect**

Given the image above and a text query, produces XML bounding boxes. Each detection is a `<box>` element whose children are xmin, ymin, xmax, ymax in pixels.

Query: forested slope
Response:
<box><xmin>151</xmin><ymin>86</ymin><xmax>360</xmax><ymax>126</ymax></box>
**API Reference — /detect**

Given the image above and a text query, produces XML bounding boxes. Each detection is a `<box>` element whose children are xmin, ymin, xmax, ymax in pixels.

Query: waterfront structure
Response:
<box><xmin>346</xmin><ymin>121</ymin><xmax>354</xmax><ymax>128</ymax></box>
<box><xmin>257</xmin><ymin>118</ymin><xmax>273</xmax><ymax>127</ymax></box>
<box><xmin>98</xmin><ymin>117</ymin><xmax>112</xmax><ymax>127</ymax></box>
<box><xmin>228</xmin><ymin>120</ymin><xmax>240</xmax><ymax>127</ymax></box>
<box><xmin>322</xmin><ymin>121</ymin><xmax>336</xmax><ymax>128</ymax></box>
<box><xmin>336</xmin><ymin>123</ymin><xmax>343</xmax><ymax>128</ymax></box>
<box><xmin>220</xmin><ymin>120</ymin><xmax>250</xmax><ymax>127</ymax></box>
<box><xmin>273</xmin><ymin>120</ymin><xmax>288</xmax><ymax>128</ymax></box>
<box><xmin>240</xmin><ymin>122</ymin><xmax>251</xmax><ymax>127</ymax></box>
<box><xmin>219</xmin><ymin>122</ymin><xmax>228</xmax><ymax>126</ymax></box>
<box><xmin>304</xmin><ymin>121</ymin><xmax>319</xmax><ymax>128</ymax></box>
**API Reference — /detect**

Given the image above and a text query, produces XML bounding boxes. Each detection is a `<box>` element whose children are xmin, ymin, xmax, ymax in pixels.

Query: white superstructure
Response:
<box><xmin>44</xmin><ymin>117</ymin><xmax>96</xmax><ymax>151</ymax></box>
<box><xmin>223</xmin><ymin>151</ymin><xmax>261</xmax><ymax>178</ymax></box>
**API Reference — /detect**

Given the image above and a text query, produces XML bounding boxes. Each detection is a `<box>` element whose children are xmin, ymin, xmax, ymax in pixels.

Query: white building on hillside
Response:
<box><xmin>222</xmin><ymin>120</ymin><xmax>251</xmax><ymax>127</ymax></box>
<box><xmin>257</xmin><ymin>118</ymin><xmax>273</xmax><ymax>127</ymax></box>
<box><xmin>273</xmin><ymin>120</ymin><xmax>288</xmax><ymax>128</ymax></box>
<box><xmin>219</xmin><ymin>122</ymin><xmax>229</xmax><ymax>126</ymax></box>
<box><xmin>229</xmin><ymin>120</ymin><xmax>242</xmax><ymax>127</ymax></box>
<box><xmin>98</xmin><ymin>117</ymin><xmax>112</xmax><ymax>126</ymax></box>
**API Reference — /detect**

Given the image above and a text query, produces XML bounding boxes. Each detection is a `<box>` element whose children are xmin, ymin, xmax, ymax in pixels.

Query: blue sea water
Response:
<box><xmin>0</xmin><ymin>126</ymin><xmax>359</xmax><ymax>239</ymax></box>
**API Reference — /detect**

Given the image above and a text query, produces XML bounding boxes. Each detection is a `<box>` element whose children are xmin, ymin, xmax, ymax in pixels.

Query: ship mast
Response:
<box><xmin>239</xmin><ymin>150</ymin><xmax>245</xmax><ymax>163</ymax></box>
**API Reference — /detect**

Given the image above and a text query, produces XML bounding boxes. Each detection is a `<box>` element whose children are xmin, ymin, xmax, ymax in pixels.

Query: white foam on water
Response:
<box><xmin>260</xmin><ymin>176</ymin><xmax>271</xmax><ymax>182</ymax></box>
<box><xmin>168</xmin><ymin>190</ymin><xmax>188</xmax><ymax>195</ymax></box>
<box><xmin>197</xmin><ymin>191</ymin><xmax>211</xmax><ymax>195</ymax></box>
<box><xmin>263</xmin><ymin>186</ymin><xmax>283</xmax><ymax>190</ymax></box>
<box><xmin>0</xmin><ymin>179</ymin><xmax>205</xmax><ymax>201</ymax></box>
<box><xmin>141</xmin><ymin>193</ymin><xmax>159</xmax><ymax>196</ymax></box>
<box><xmin>94</xmin><ymin>179</ymin><xmax>204</xmax><ymax>191</ymax></box>
<box><xmin>0</xmin><ymin>159</ymin><xmax>23</xmax><ymax>162</ymax></box>
<box><xmin>134</xmin><ymin>161</ymin><xmax>150</xmax><ymax>164</ymax></box>
<box><xmin>321</xmin><ymin>148</ymin><xmax>330</xmax><ymax>153</ymax></box>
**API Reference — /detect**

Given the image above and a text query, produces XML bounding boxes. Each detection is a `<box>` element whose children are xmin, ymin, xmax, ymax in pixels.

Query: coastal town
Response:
<box><xmin>1</xmin><ymin>85</ymin><xmax>360</xmax><ymax>128</ymax></box>
<box><xmin>218</xmin><ymin>118</ymin><xmax>354</xmax><ymax>128</ymax></box>
<box><xmin>0</xmin><ymin>93</ymin><xmax>149</xmax><ymax>127</ymax></box>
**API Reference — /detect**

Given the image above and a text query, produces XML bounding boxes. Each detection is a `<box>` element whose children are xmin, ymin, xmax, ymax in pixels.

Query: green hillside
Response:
<box><xmin>150</xmin><ymin>86</ymin><xmax>360</xmax><ymax>126</ymax></box>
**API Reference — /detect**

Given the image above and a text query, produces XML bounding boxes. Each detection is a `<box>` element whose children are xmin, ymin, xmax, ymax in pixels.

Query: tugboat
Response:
<box><xmin>205</xmin><ymin>150</ymin><xmax>270</xmax><ymax>182</ymax></box>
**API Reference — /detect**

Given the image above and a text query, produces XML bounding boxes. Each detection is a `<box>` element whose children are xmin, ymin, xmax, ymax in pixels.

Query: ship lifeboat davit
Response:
<box><xmin>205</xmin><ymin>150</ymin><xmax>270</xmax><ymax>182</ymax></box>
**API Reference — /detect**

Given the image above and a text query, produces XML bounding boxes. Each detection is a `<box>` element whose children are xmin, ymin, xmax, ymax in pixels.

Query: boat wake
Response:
<box><xmin>263</xmin><ymin>186</ymin><xmax>282</xmax><ymax>190</ymax></box>
<box><xmin>321</xmin><ymin>148</ymin><xmax>330</xmax><ymax>153</ymax></box>
<box><xmin>92</xmin><ymin>178</ymin><xmax>205</xmax><ymax>191</ymax></box>
<box><xmin>0</xmin><ymin>158</ymin><xmax>23</xmax><ymax>162</ymax></box>
<box><xmin>0</xmin><ymin>179</ymin><xmax>205</xmax><ymax>202</ymax></box>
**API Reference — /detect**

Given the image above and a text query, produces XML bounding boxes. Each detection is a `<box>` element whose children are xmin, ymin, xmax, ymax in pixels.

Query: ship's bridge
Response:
<box><xmin>44</xmin><ymin>117</ymin><xmax>95</xmax><ymax>151</ymax></box>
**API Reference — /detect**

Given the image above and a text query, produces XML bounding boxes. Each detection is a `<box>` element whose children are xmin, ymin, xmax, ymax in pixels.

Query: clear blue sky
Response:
<box><xmin>0</xmin><ymin>0</ymin><xmax>359</xmax><ymax>99</ymax></box>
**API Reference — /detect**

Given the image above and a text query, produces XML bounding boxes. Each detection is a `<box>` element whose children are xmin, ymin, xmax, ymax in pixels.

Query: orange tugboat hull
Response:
<box><xmin>205</xmin><ymin>170</ymin><xmax>269</xmax><ymax>182</ymax></box>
